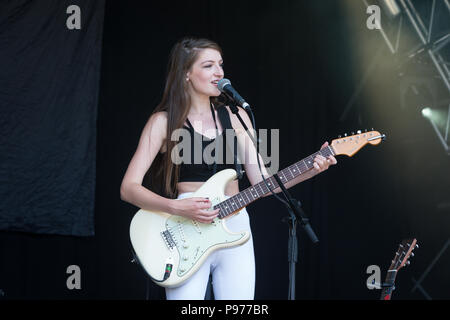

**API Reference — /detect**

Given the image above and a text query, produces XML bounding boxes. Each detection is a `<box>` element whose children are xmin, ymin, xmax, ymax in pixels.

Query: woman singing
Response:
<box><xmin>120</xmin><ymin>37</ymin><xmax>336</xmax><ymax>300</ymax></box>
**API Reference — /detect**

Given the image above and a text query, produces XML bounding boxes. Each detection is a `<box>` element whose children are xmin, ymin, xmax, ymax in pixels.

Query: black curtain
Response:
<box><xmin>0</xmin><ymin>0</ymin><xmax>104</xmax><ymax>236</ymax></box>
<box><xmin>0</xmin><ymin>0</ymin><xmax>449</xmax><ymax>300</ymax></box>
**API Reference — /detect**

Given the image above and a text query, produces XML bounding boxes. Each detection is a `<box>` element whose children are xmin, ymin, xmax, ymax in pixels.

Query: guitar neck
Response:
<box><xmin>215</xmin><ymin>146</ymin><xmax>336</xmax><ymax>219</ymax></box>
<box><xmin>379</xmin><ymin>239</ymin><xmax>418</xmax><ymax>301</ymax></box>
<box><xmin>380</xmin><ymin>269</ymin><xmax>397</xmax><ymax>300</ymax></box>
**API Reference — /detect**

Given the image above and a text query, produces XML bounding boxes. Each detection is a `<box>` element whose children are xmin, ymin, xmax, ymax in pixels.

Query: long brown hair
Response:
<box><xmin>148</xmin><ymin>37</ymin><xmax>225</xmax><ymax>198</ymax></box>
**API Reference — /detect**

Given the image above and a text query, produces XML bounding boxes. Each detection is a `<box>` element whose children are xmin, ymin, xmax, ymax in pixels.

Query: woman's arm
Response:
<box><xmin>120</xmin><ymin>112</ymin><xmax>177</xmax><ymax>213</ymax></box>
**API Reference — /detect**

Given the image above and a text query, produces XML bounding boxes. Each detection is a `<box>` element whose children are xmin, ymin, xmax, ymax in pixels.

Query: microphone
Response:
<box><xmin>217</xmin><ymin>78</ymin><xmax>251</xmax><ymax>111</ymax></box>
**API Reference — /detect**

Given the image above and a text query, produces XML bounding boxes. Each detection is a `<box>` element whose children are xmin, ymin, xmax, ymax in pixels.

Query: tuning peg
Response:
<box><xmin>344</xmin><ymin>133</ymin><xmax>347</xmax><ymax>137</ymax></box>
<box><xmin>411</xmin><ymin>252</ymin><xmax>415</xmax><ymax>257</ymax></box>
<box><xmin>406</xmin><ymin>261</ymin><xmax>411</xmax><ymax>266</ymax></box>
<box><xmin>351</xmin><ymin>131</ymin><xmax>355</xmax><ymax>135</ymax></box>
<box><xmin>338</xmin><ymin>135</ymin><xmax>342</xmax><ymax>138</ymax></box>
<box><xmin>357</xmin><ymin>130</ymin><xmax>361</xmax><ymax>134</ymax></box>
<box><xmin>364</xmin><ymin>129</ymin><xmax>368</xmax><ymax>133</ymax></box>
<box><xmin>416</xmin><ymin>244</ymin><xmax>419</xmax><ymax>249</ymax></box>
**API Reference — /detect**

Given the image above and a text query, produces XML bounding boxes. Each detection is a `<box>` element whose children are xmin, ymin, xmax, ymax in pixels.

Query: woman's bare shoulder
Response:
<box><xmin>143</xmin><ymin>111</ymin><xmax>168</xmax><ymax>153</ymax></box>
<box><xmin>149</xmin><ymin>110</ymin><xmax>168</xmax><ymax>125</ymax></box>
<box><xmin>143</xmin><ymin>111</ymin><xmax>168</xmax><ymax>134</ymax></box>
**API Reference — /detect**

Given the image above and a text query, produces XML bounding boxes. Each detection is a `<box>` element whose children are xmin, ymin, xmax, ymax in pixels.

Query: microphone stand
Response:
<box><xmin>273</xmin><ymin>176</ymin><xmax>319</xmax><ymax>300</ymax></box>
<box><xmin>227</xmin><ymin>103</ymin><xmax>319</xmax><ymax>300</ymax></box>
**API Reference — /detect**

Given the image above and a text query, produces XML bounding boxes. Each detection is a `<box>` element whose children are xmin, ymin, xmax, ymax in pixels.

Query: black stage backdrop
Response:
<box><xmin>0</xmin><ymin>0</ymin><xmax>104</xmax><ymax>236</ymax></box>
<box><xmin>0</xmin><ymin>1</ymin><xmax>449</xmax><ymax>300</ymax></box>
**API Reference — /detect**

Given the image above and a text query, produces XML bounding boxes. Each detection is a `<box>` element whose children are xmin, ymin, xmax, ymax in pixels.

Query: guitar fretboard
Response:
<box><xmin>214</xmin><ymin>146</ymin><xmax>335</xmax><ymax>218</ymax></box>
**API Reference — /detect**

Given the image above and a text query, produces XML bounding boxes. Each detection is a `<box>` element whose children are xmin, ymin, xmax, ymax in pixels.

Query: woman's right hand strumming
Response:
<box><xmin>170</xmin><ymin>197</ymin><xmax>220</xmax><ymax>223</ymax></box>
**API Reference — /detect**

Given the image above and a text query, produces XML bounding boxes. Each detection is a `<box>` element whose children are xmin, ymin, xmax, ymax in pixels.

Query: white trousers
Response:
<box><xmin>165</xmin><ymin>192</ymin><xmax>255</xmax><ymax>300</ymax></box>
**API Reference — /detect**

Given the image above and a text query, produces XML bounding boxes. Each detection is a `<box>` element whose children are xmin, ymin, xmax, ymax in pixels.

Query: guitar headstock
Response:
<box><xmin>389</xmin><ymin>238</ymin><xmax>418</xmax><ymax>272</ymax></box>
<box><xmin>331</xmin><ymin>130</ymin><xmax>386</xmax><ymax>157</ymax></box>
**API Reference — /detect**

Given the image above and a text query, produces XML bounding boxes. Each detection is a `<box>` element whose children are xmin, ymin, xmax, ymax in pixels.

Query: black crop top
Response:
<box><xmin>178</xmin><ymin>104</ymin><xmax>237</xmax><ymax>182</ymax></box>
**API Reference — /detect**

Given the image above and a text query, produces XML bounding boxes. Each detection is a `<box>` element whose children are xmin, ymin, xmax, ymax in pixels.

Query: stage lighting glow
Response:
<box><xmin>382</xmin><ymin>0</ymin><xmax>401</xmax><ymax>17</ymax></box>
<box><xmin>421</xmin><ymin>107</ymin><xmax>432</xmax><ymax>118</ymax></box>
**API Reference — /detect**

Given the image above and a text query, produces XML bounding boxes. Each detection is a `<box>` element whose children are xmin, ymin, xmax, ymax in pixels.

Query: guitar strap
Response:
<box><xmin>216</xmin><ymin>106</ymin><xmax>243</xmax><ymax>180</ymax></box>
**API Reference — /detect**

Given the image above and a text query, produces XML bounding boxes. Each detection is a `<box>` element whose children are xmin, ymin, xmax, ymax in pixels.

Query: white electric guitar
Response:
<box><xmin>130</xmin><ymin>130</ymin><xmax>385</xmax><ymax>288</ymax></box>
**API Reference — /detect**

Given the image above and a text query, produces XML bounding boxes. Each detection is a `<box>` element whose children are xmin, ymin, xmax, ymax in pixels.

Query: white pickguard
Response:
<box><xmin>129</xmin><ymin>169</ymin><xmax>250</xmax><ymax>288</ymax></box>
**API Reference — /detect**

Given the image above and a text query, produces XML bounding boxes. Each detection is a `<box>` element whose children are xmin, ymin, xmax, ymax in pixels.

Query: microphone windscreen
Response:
<box><xmin>217</xmin><ymin>78</ymin><xmax>231</xmax><ymax>92</ymax></box>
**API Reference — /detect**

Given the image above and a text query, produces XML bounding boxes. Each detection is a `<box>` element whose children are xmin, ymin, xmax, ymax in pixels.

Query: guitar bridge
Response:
<box><xmin>161</xmin><ymin>230</ymin><xmax>176</xmax><ymax>250</ymax></box>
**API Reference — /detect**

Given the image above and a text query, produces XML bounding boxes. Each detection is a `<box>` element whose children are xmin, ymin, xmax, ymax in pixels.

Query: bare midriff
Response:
<box><xmin>177</xmin><ymin>179</ymin><xmax>239</xmax><ymax>197</ymax></box>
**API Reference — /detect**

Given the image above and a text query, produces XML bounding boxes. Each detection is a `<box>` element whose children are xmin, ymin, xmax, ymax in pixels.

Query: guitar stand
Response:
<box><xmin>381</xmin><ymin>283</ymin><xmax>395</xmax><ymax>290</ymax></box>
<box><xmin>371</xmin><ymin>281</ymin><xmax>395</xmax><ymax>290</ymax></box>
